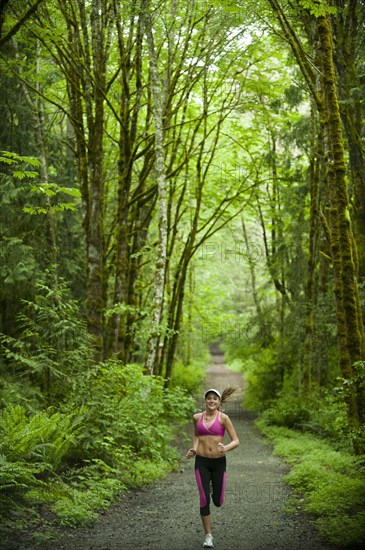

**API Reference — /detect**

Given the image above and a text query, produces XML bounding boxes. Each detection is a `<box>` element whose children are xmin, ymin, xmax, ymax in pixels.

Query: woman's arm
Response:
<box><xmin>186</xmin><ymin>414</ymin><xmax>199</xmax><ymax>458</ymax></box>
<box><xmin>219</xmin><ymin>414</ymin><xmax>239</xmax><ymax>453</ymax></box>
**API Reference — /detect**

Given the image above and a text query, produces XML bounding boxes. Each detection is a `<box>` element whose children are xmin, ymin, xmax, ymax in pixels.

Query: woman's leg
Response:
<box><xmin>195</xmin><ymin>456</ymin><xmax>212</xmax><ymax>523</ymax></box>
<box><xmin>211</xmin><ymin>456</ymin><xmax>227</xmax><ymax>508</ymax></box>
<box><xmin>201</xmin><ymin>512</ymin><xmax>212</xmax><ymax>535</ymax></box>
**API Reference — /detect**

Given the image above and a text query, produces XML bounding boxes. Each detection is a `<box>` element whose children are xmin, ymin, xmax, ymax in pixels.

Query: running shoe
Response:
<box><xmin>203</xmin><ymin>533</ymin><xmax>214</xmax><ymax>548</ymax></box>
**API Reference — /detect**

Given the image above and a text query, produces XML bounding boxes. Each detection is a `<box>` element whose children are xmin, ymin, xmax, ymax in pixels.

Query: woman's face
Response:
<box><xmin>205</xmin><ymin>392</ymin><xmax>220</xmax><ymax>410</ymax></box>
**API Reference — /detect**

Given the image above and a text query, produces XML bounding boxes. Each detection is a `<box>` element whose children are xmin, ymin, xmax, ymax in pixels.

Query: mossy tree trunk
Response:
<box><xmin>107</xmin><ymin>4</ymin><xmax>155</xmax><ymax>362</ymax></box>
<box><xmin>315</xmin><ymin>14</ymin><xmax>365</xmax><ymax>450</ymax></box>
<box><xmin>303</xmin><ymin>106</ymin><xmax>322</xmax><ymax>395</ymax></box>
<box><xmin>268</xmin><ymin>0</ymin><xmax>365</xmax><ymax>452</ymax></box>
<box><xmin>332</xmin><ymin>0</ymin><xmax>365</xmax><ymax>280</ymax></box>
<box><xmin>46</xmin><ymin>0</ymin><xmax>113</xmax><ymax>360</ymax></box>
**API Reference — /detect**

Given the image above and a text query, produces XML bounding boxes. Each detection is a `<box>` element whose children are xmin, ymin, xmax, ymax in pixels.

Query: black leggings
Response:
<box><xmin>194</xmin><ymin>455</ymin><xmax>227</xmax><ymax>516</ymax></box>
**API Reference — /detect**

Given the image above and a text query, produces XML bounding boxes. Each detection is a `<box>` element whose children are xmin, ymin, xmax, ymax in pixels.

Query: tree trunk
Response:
<box><xmin>107</xmin><ymin>6</ymin><xmax>143</xmax><ymax>361</ymax></box>
<box><xmin>315</xmin><ymin>13</ymin><xmax>365</xmax><ymax>451</ymax></box>
<box><xmin>332</xmin><ymin>0</ymin><xmax>365</xmax><ymax>279</ymax></box>
<box><xmin>267</xmin><ymin>0</ymin><xmax>365</xmax><ymax>452</ymax></box>
<box><xmin>302</xmin><ymin>106</ymin><xmax>322</xmax><ymax>395</ymax></box>
<box><xmin>142</xmin><ymin>0</ymin><xmax>169</xmax><ymax>375</ymax></box>
<box><xmin>56</xmin><ymin>0</ymin><xmax>110</xmax><ymax>359</ymax></box>
<box><xmin>18</xmin><ymin>38</ymin><xmax>58</xmax><ymax>274</ymax></box>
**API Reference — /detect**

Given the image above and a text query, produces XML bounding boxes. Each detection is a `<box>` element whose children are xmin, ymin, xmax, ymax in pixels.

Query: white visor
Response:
<box><xmin>204</xmin><ymin>388</ymin><xmax>221</xmax><ymax>399</ymax></box>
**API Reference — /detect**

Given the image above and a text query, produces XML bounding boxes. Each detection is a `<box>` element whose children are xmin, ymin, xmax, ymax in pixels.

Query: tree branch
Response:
<box><xmin>0</xmin><ymin>0</ymin><xmax>44</xmax><ymax>47</ymax></box>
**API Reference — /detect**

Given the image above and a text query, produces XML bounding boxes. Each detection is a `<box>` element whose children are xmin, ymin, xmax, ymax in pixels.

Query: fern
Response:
<box><xmin>0</xmin><ymin>454</ymin><xmax>42</xmax><ymax>521</ymax></box>
<box><xmin>0</xmin><ymin>405</ymin><xmax>79</xmax><ymax>470</ymax></box>
<box><xmin>0</xmin><ymin>279</ymin><xmax>94</xmax><ymax>405</ymax></box>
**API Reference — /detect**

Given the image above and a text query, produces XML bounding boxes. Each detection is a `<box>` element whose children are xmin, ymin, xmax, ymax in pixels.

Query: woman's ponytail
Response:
<box><xmin>219</xmin><ymin>386</ymin><xmax>240</xmax><ymax>410</ymax></box>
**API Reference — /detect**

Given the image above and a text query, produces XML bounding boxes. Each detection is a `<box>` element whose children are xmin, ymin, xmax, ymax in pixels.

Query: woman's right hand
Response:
<box><xmin>186</xmin><ymin>448</ymin><xmax>196</xmax><ymax>458</ymax></box>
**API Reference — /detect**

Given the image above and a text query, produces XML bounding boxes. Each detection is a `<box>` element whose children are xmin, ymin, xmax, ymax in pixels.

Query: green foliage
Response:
<box><xmin>44</xmin><ymin>364</ymin><xmax>194</xmax><ymax>530</ymax></box>
<box><xmin>298</xmin><ymin>0</ymin><xmax>337</xmax><ymax>17</ymax></box>
<box><xmin>258</xmin><ymin>421</ymin><xmax>365</xmax><ymax>547</ymax></box>
<box><xmin>300</xmin><ymin>390</ymin><xmax>349</xmax><ymax>443</ymax></box>
<box><xmin>0</xmin><ymin>453</ymin><xmax>40</xmax><ymax>506</ymax></box>
<box><xmin>0</xmin><ymin>277</ymin><xmax>195</xmax><ymax>539</ymax></box>
<box><xmin>0</xmin><ymin>150</ymin><xmax>80</xmax><ymax>214</ymax></box>
<box><xmin>0</xmin><ymin>237</ymin><xmax>36</xmax><ymax>286</ymax></box>
<box><xmin>261</xmin><ymin>386</ymin><xmax>350</xmax><ymax>447</ymax></box>
<box><xmin>0</xmin><ymin>153</ymin><xmax>39</xmax><ymax>295</ymax></box>
<box><xmin>0</xmin><ymin>372</ymin><xmax>44</xmax><ymax>411</ymax></box>
<box><xmin>237</xmin><ymin>345</ymin><xmax>281</xmax><ymax>411</ymax></box>
<box><xmin>316</xmin><ymin>512</ymin><xmax>365</xmax><ymax>548</ymax></box>
<box><xmin>261</xmin><ymin>393</ymin><xmax>311</xmax><ymax>429</ymax></box>
<box><xmin>0</xmin><ymin>149</ymin><xmax>84</xmax><ymax>343</ymax></box>
<box><xmin>257</xmin><ymin>423</ymin><xmax>331</xmax><ymax>462</ymax></box>
<box><xmin>0</xmin><ymin>363</ymin><xmax>195</xmax><ymax>541</ymax></box>
<box><xmin>0</xmin><ymin>404</ymin><xmax>79</xmax><ymax>470</ymax></box>
<box><xmin>0</xmin><ymin>151</ymin><xmax>40</xmax><ymax>171</ymax></box>
<box><xmin>65</xmin><ymin>361</ymin><xmax>194</xmax><ymax>467</ymax></box>
<box><xmin>335</xmin><ymin>361</ymin><xmax>365</xmax><ymax>404</ymax></box>
<box><xmin>51</xmin><ymin>477</ymin><xmax>124</xmax><ymax>527</ymax></box>
<box><xmin>129</xmin><ymin>458</ymin><xmax>172</xmax><ymax>486</ymax></box>
<box><xmin>169</xmin><ymin>359</ymin><xmax>206</xmax><ymax>394</ymax></box>
<box><xmin>24</xmin><ymin>182</ymin><xmax>81</xmax><ymax>215</ymax></box>
<box><xmin>0</xmin><ymin>403</ymin><xmax>79</xmax><ymax>543</ymax></box>
<box><xmin>0</xmin><ymin>278</ymin><xmax>94</xmax><ymax>406</ymax></box>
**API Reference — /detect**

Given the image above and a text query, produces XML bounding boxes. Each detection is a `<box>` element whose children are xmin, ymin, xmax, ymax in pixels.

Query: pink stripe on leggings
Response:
<box><xmin>195</xmin><ymin>468</ymin><xmax>207</xmax><ymax>508</ymax></box>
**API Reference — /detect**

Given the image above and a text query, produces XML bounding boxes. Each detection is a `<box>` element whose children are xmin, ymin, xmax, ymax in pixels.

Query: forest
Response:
<box><xmin>0</xmin><ymin>0</ymin><xmax>365</xmax><ymax>547</ymax></box>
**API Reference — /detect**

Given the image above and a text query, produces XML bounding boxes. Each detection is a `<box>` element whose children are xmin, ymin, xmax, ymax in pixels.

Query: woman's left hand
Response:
<box><xmin>217</xmin><ymin>443</ymin><xmax>226</xmax><ymax>453</ymax></box>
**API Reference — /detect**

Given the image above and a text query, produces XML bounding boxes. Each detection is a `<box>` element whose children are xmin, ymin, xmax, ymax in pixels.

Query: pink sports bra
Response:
<box><xmin>196</xmin><ymin>411</ymin><xmax>225</xmax><ymax>437</ymax></box>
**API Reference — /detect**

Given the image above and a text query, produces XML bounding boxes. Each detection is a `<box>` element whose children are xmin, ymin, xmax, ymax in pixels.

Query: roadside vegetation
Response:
<box><xmin>1</xmin><ymin>1</ymin><xmax>365</xmax><ymax>548</ymax></box>
<box><xmin>225</xmin><ymin>353</ymin><xmax>365</xmax><ymax>548</ymax></box>
<box><xmin>0</xmin><ymin>359</ymin><xmax>198</xmax><ymax>547</ymax></box>
<box><xmin>0</xmin><ymin>281</ymin><xmax>202</xmax><ymax>548</ymax></box>
<box><xmin>257</xmin><ymin>418</ymin><xmax>365</xmax><ymax>548</ymax></box>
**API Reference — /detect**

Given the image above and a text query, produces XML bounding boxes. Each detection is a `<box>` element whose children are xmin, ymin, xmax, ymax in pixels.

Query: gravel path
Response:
<box><xmin>36</xmin><ymin>354</ymin><xmax>339</xmax><ymax>550</ymax></box>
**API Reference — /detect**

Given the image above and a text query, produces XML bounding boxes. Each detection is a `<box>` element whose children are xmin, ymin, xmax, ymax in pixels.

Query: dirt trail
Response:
<box><xmin>37</xmin><ymin>354</ymin><xmax>339</xmax><ymax>550</ymax></box>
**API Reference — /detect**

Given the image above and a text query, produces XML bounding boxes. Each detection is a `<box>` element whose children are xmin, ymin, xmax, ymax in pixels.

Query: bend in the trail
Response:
<box><xmin>203</xmin><ymin>343</ymin><xmax>247</xmax><ymax>418</ymax></box>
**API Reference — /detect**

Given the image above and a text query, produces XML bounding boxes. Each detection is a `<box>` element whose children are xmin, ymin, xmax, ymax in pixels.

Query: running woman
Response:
<box><xmin>186</xmin><ymin>387</ymin><xmax>240</xmax><ymax>548</ymax></box>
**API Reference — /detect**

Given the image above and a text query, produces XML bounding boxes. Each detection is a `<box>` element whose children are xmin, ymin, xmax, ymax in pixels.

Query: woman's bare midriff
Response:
<box><xmin>197</xmin><ymin>435</ymin><xmax>224</xmax><ymax>458</ymax></box>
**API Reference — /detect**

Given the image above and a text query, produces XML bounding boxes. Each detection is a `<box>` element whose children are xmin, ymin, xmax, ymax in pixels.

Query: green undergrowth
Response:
<box><xmin>0</xmin><ymin>362</ymin><xmax>195</xmax><ymax>548</ymax></box>
<box><xmin>257</xmin><ymin>419</ymin><xmax>365</xmax><ymax>548</ymax></box>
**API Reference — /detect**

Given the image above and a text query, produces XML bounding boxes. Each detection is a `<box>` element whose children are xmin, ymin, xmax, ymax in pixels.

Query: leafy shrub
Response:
<box><xmin>52</xmin><ymin>477</ymin><xmax>124</xmax><ymax>527</ymax></box>
<box><xmin>261</xmin><ymin>393</ymin><xmax>311</xmax><ymax>429</ymax></box>
<box><xmin>305</xmin><ymin>473</ymin><xmax>365</xmax><ymax>515</ymax></box>
<box><xmin>316</xmin><ymin>512</ymin><xmax>365</xmax><ymax>548</ymax></box>
<box><xmin>0</xmin><ymin>362</ymin><xmax>195</xmax><ymax>541</ymax></box>
<box><xmin>258</xmin><ymin>420</ymin><xmax>365</xmax><ymax>547</ymax></box>
<box><xmin>0</xmin><ymin>373</ymin><xmax>43</xmax><ymax>411</ymax></box>
<box><xmin>238</xmin><ymin>346</ymin><xmax>281</xmax><ymax>411</ymax></box>
<box><xmin>258</xmin><ymin>424</ymin><xmax>329</xmax><ymax>462</ymax></box>
<box><xmin>0</xmin><ymin>454</ymin><xmax>41</xmax><ymax>519</ymax></box>
<box><xmin>0</xmin><ymin>404</ymin><xmax>80</xmax><ymax>545</ymax></box>
<box><xmin>262</xmin><ymin>387</ymin><xmax>354</xmax><ymax>455</ymax></box>
<box><xmin>162</xmin><ymin>384</ymin><xmax>197</xmax><ymax>421</ymax></box>
<box><xmin>64</xmin><ymin>361</ymin><xmax>195</xmax><ymax>472</ymax></box>
<box><xmin>0</xmin><ymin>278</ymin><xmax>94</xmax><ymax>407</ymax></box>
<box><xmin>169</xmin><ymin>359</ymin><xmax>205</xmax><ymax>394</ymax></box>
<box><xmin>260</xmin><ymin>384</ymin><xmax>350</xmax><ymax>448</ymax></box>
<box><xmin>130</xmin><ymin>459</ymin><xmax>172</xmax><ymax>486</ymax></box>
<box><xmin>0</xmin><ymin>404</ymin><xmax>79</xmax><ymax>470</ymax></box>
<box><xmin>225</xmin><ymin>358</ymin><xmax>244</xmax><ymax>372</ymax></box>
